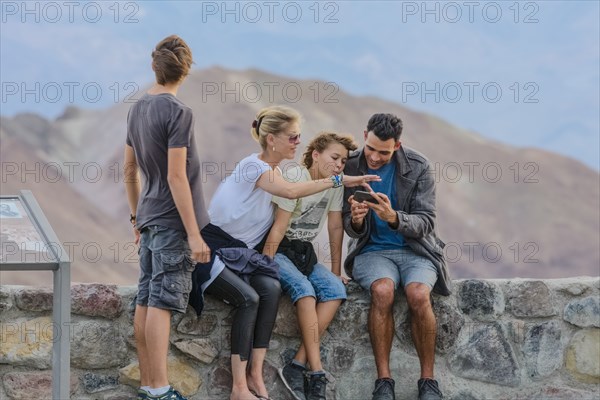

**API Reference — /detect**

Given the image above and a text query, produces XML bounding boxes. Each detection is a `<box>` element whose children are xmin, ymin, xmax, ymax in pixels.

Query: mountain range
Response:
<box><xmin>1</xmin><ymin>67</ymin><xmax>598</xmax><ymax>285</ymax></box>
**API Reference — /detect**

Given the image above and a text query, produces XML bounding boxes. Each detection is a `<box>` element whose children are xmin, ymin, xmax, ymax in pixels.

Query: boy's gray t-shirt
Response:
<box><xmin>126</xmin><ymin>93</ymin><xmax>209</xmax><ymax>232</ymax></box>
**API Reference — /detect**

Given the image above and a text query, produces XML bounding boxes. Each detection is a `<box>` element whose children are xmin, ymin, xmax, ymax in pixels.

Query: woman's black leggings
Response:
<box><xmin>205</xmin><ymin>266</ymin><xmax>281</xmax><ymax>361</ymax></box>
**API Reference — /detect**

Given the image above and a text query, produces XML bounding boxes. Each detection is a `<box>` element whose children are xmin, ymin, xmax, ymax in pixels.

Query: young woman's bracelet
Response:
<box><xmin>330</xmin><ymin>174</ymin><xmax>343</xmax><ymax>188</ymax></box>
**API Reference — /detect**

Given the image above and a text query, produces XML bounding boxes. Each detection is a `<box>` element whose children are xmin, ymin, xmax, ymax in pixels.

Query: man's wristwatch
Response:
<box><xmin>129</xmin><ymin>214</ymin><xmax>136</xmax><ymax>225</ymax></box>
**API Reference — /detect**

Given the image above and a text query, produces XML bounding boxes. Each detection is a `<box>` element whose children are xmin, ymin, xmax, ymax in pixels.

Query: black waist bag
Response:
<box><xmin>277</xmin><ymin>237</ymin><xmax>317</xmax><ymax>276</ymax></box>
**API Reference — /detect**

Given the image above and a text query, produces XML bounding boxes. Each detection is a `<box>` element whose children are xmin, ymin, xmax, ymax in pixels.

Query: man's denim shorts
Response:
<box><xmin>275</xmin><ymin>253</ymin><xmax>347</xmax><ymax>304</ymax></box>
<box><xmin>352</xmin><ymin>247</ymin><xmax>437</xmax><ymax>291</ymax></box>
<box><xmin>137</xmin><ymin>225</ymin><xmax>194</xmax><ymax>313</ymax></box>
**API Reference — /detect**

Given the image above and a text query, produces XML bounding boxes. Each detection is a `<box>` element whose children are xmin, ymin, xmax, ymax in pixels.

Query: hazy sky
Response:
<box><xmin>1</xmin><ymin>0</ymin><xmax>599</xmax><ymax>169</ymax></box>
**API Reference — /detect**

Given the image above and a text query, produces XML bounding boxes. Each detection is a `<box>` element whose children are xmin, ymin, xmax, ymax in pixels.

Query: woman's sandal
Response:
<box><xmin>249</xmin><ymin>388</ymin><xmax>271</xmax><ymax>400</ymax></box>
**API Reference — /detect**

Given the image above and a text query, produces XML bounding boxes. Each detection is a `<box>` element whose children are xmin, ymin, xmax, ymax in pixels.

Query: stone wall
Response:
<box><xmin>0</xmin><ymin>278</ymin><xmax>598</xmax><ymax>399</ymax></box>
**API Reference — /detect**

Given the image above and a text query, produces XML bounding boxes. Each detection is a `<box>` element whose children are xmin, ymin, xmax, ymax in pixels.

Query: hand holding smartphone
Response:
<box><xmin>353</xmin><ymin>190</ymin><xmax>379</xmax><ymax>204</ymax></box>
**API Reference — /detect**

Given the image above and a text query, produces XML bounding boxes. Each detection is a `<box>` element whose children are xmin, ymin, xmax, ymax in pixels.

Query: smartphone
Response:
<box><xmin>353</xmin><ymin>190</ymin><xmax>378</xmax><ymax>204</ymax></box>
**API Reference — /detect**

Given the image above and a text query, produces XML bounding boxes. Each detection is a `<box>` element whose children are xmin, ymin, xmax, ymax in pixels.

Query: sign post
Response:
<box><xmin>0</xmin><ymin>190</ymin><xmax>71</xmax><ymax>399</ymax></box>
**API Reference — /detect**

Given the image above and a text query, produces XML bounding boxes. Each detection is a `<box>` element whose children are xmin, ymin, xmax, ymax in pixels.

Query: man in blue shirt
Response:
<box><xmin>343</xmin><ymin>113</ymin><xmax>451</xmax><ymax>400</ymax></box>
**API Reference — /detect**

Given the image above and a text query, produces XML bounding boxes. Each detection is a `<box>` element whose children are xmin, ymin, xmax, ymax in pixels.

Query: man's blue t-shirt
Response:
<box><xmin>361</xmin><ymin>161</ymin><xmax>406</xmax><ymax>254</ymax></box>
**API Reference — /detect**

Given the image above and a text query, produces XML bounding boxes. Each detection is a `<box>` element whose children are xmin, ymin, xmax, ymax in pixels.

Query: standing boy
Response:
<box><xmin>124</xmin><ymin>35</ymin><xmax>211</xmax><ymax>400</ymax></box>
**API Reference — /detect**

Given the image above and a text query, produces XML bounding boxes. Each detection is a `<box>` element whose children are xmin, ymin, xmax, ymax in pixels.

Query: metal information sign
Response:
<box><xmin>0</xmin><ymin>190</ymin><xmax>71</xmax><ymax>399</ymax></box>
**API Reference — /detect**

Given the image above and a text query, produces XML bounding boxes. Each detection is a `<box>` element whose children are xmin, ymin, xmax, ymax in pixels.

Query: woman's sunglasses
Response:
<box><xmin>284</xmin><ymin>134</ymin><xmax>301</xmax><ymax>143</ymax></box>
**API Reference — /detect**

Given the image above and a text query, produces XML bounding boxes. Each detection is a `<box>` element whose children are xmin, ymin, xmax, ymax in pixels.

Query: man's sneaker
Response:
<box><xmin>137</xmin><ymin>388</ymin><xmax>150</xmax><ymax>399</ymax></box>
<box><xmin>372</xmin><ymin>378</ymin><xmax>395</xmax><ymax>400</ymax></box>
<box><xmin>305</xmin><ymin>372</ymin><xmax>327</xmax><ymax>400</ymax></box>
<box><xmin>418</xmin><ymin>378</ymin><xmax>443</xmax><ymax>400</ymax></box>
<box><xmin>147</xmin><ymin>387</ymin><xmax>188</xmax><ymax>400</ymax></box>
<box><xmin>278</xmin><ymin>362</ymin><xmax>307</xmax><ymax>400</ymax></box>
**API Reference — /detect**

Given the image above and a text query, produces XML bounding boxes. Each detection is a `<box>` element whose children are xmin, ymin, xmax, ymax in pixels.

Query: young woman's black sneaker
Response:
<box><xmin>278</xmin><ymin>362</ymin><xmax>307</xmax><ymax>400</ymax></box>
<box><xmin>306</xmin><ymin>372</ymin><xmax>327</xmax><ymax>400</ymax></box>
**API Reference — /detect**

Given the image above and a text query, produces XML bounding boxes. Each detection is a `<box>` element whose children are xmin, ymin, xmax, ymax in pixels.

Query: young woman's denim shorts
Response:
<box><xmin>275</xmin><ymin>253</ymin><xmax>347</xmax><ymax>304</ymax></box>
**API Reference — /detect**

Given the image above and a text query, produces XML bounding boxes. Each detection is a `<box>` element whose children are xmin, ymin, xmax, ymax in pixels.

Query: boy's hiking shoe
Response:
<box><xmin>137</xmin><ymin>388</ymin><xmax>150</xmax><ymax>399</ymax></box>
<box><xmin>147</xmin><ymin>387</ymin><xmax>187</xmax><ymax>400</ymax></box>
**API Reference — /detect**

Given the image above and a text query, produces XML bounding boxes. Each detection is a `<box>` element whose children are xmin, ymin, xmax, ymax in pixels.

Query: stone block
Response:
<box><xmin>565</xmin><ymin>329</ymin><xmax>600</xmax><ymax>383</ymax></box>
<box><xmin>71</xmin><ymin>283</ymin><xmax>123</xmax><ymax>319</ymax></box>
<box><xmin>71</xmin><ymin>320</ymin><xmax>128</xmax><ymax>369</ymax></box>
<box><xmin>81</xmin><ymin>372</ymin><xmax>119</xmax><ymax>394</ymax></box>
<box><xmin>177</xmin><ymin>312</ymin><xmax>218</xmax><ymax>336</ymax></box>
<box><xmin>273</xmin><ymin>296</ymin><xmax>299</xmax><ymax>337</ymax></box>
<box><xmin>434</xmin><ymin>299</ymin><xmax>465</xmax><ymax>353</ymax></box>
<box><xmin>328</xmin><ymin>299</ymin><xmax>369</xmax><ymax>341</ymax></box>
<box><xmin>510</xmin><ymin>386</ymin><xmax>598</xmax><ymax>399</ymax></box>
<box><xmin>173</xmin><ymin>338</ymin><xmax>219</xmax><ymax>364</ymax></box>
<box><xmin>0</xmin><ymin>316</ymin><xmax>52</xmax><ymax>369</ymax></box>
<box><xmin>522</xmin><ymin>321</ymin><xmax>563</xmax><ymax>379</ymax></box>
<box><xmin>458</xmin><ymin>280</ymin><xmax>504</xmax><ymax>320</ymax></box>
<box><xmin>0</xmin><ymin>286</ymin><xmax>13</xmax><ymax>312</ymax></box>
<box><xmin>103</xmin><ymin>392</ymin><xmax>138</xmax><ymax>400</ymax></box>
<box><xmin>507</xmin><ymin>280</ymin><xmax>556</xmax><ymax>317</ymax></box>
<box><xmin>2</xmin><ymin>371</ymin><xmax>78</xmax><ymax>399</ymax></box>
<box><xmin>330</xmin><ymin>344</ymin><xmax>356</xmax><ymax>372</ymax></box>
<box><xmin>206</xmin><ymin>356</ymin><xmax>232</xmax><ymax>398</ymax></box>
<box><xmin>119</xmin><ymin>356</ymin><xmax>202</xmax><ymax>397</ymax></box>
<box><xmin>14</xmin><ymin>287</ymin><xmax>53</xmax><ymax>312</ymax></box>
<box><xmin>557</xmin><ymin>282</ymin><xmax>589</xmax><ymax>296</ymax></box>
<box><xmin>563</xmin><ymin>296</ymin><xmax>600</xmax><ymax>328</ymax></box>
<box><xmin>448</xmin><ymin>323</ymin><xmax>520</xmax><ymax>386</ymax></box>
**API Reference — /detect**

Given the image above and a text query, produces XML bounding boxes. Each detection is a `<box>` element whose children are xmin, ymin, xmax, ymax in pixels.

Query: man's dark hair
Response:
<box><xmin>367</xmin><ymin>113</ymin><xmax>403</xmax><ymax>142</ymax></box>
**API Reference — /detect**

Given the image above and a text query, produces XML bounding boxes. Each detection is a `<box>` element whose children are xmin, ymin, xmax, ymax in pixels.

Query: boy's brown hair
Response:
<box><xmin>152</xmin><ymin>35</ymin><xmax>193</xmax><ymax>85</ymax></box>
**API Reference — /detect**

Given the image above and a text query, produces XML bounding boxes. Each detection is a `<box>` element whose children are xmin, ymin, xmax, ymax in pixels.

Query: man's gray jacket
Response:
<box><xmin>342</xmin><ymin>146</ymin><xmax>452</xmax><ymax>296</ymax></box>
